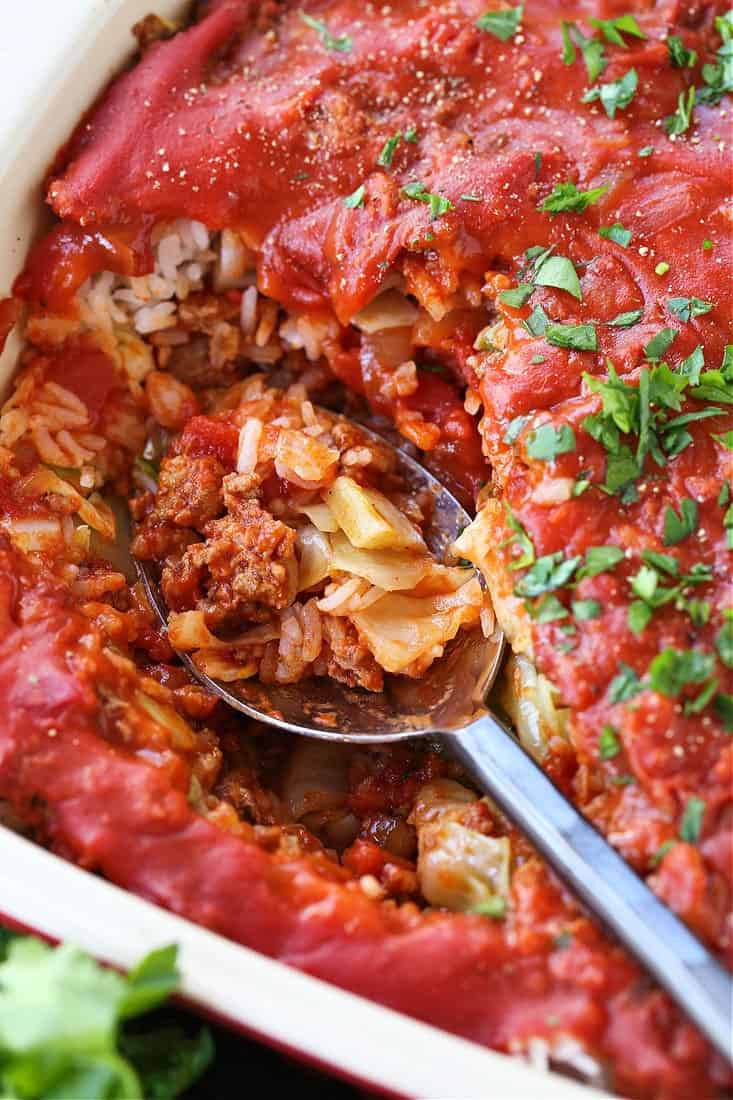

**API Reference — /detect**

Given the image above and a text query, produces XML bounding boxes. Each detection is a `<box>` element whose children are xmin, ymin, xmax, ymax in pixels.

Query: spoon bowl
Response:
<box><xmin>134</xmin><ymin>423</ymin><xmax>504</xmax><ymax>741</ymax></box>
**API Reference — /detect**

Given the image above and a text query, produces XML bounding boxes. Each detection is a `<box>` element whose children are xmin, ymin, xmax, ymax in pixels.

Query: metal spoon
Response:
<box><xmin>132</xmin><ymin>422</ymin><xmax>732</xmax><ymax>1062</ymax></box>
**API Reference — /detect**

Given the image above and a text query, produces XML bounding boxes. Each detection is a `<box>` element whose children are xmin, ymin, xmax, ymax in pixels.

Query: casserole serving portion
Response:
<box><xmin>0</xmin><ymin>1</ymin><xmax>731</xmax><ymax>1096</ymax></box>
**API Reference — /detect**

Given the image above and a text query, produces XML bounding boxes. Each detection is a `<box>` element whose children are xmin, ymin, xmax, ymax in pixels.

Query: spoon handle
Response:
<box><xmin>448</xmin><ymin>714</ymin><xmax>732</xmax><ymax>1063</ymax></box>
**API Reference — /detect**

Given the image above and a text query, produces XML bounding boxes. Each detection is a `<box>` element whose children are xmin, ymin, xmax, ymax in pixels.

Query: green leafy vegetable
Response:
<box><xmin>696</xmin><ymin>11</ymin><xmax>733</xmax><ymax>106</ymax></box>
<box><xmin>582</xmin><ymin>68</ymin><xmax>638</xmax><ymax>118</ymax></box>
<box><xmin>538</xmin><ymin>181</ymin><xmax>608</xmax><ymax>214</ymax></box>
<box><xmin>561</xmin><ymin>22</ymin><xmax>607</xmax><ymax>81</ymax></box>
<box><xmin>299</xmin><ymin>11</ymin><xmax>352</xmax><ymax>52</ymax></box>
<box><xmin>502</xmin><ymin>503</ymin><xmax>536</xmax><ymax>570</ymax></box>
<box><xmin>504</xmin><ymin>414</ymin><xmax>530</xmax><ymax>444</ymax></box>
<box><xmin>609</xmin><ymin>662</ymin><xmax>642</xmax><ymax>702</ymax></box>
<box><xmin>533</xmin><ymin>255</ymin><xmax>583</xmax><ymax>300</ymax></box>
<box><xmin>666</xmin><ymin>35</ymin><xmax>697</xmax><ymax>68</ymax></box>
<box><xmin>644</xmin><ymin>328</ymin><xmax>678</xmax><ymax>361</ymax></box>
<box><xmin>589</xmin><ymin>14</ymin><xmax>645</xmax><ymax>46</ymax></box>
<box><xmin>525</xmin><ymin>304</ymin><xmax>550</xmax><ymax>336</ymax></box>
<box><xmin>378</xmin><ymin>133</ymin><xmax>402</xmax><ymax>167</ymax></box>
<box><xmin>716</xmin><ymin>611</ymin><xmax>733</xmax><ymax>668</ymax></box>
<box><xmin>499</xmin><ymin>283</ymin><xmax>534</xmax><ymax>308</ymax></box>
<box><xmin>607</xmin><ymin>309</ymin><xmax>642</xmax><ymax>327</ymax></box>
<box><xmin>402</xmin><ymin>181</ymin><xmax>453</xmax><ymax>218</ymax></box>
<box><xmin>475</xmin><ymin>5</ymin><xmax>523</xmax><ymax>40</ymax></box>
<box><xmin>665</xmin><ymin>85</ymin><xmax>696</xmax><ymax>135</ymax></box>
<box><xmin>663</xmin><ymin>498</ymin><xmax>698</xmax><ymax>545</ymax></box>
<box><xmin>667</xmin><ymin>296</ymin><xmax>714</xmax><ymax>322</ymax></box>
<box><xmin>679</xmin><ymin>796</ymin><xmax>706</xmax><ymax>842</ymax></box>
<box><xmin>648</xmin><ymin>648</ymin><xmax>715</xmax><ymax>696</ymax></box>
<box><xmin>599</xmin><ymin>222</ymin><xmax>632</xmax><ymax>246</ymax></box>
<box><xmin>343</xmin><ymin>183</ymin><xmax>365</xmax><ymax>208</ymax></box>
<box><xmin>572</xmin><ymin>598</ymin><xmax>602</xmax><ymax>620</ymax></box>
<box><xmin>599</xmin><ymin>725</ymin><xmax>621</xmax><ymax>759</ymax></box>
<box><xmin>650</xmin><ymin>839</ymin><xmax>676</xmax><ymax>867</ymax></box>
<box><xmin>513</xmin><ymin>552</ymin><xmax>582</xmax><ymax>598</ymax></box>
<box><xmin>545</xmin><ymin>323</ymin><xmax>597</xmax><ymax>351</ymax></box>
<box><xmin>577</xmin><ymin>545</ymin><xmax>625</xmax><ymax>578</ymax></box>
<box><xmin>526</xmin><ymin>423</ymin><xmax>576</xmax><ymax>460</ymax></box>
<box><xmin>0</xmin><ymin>937</ymin><xmax>209</xmax><ymax>1100</ymax></box>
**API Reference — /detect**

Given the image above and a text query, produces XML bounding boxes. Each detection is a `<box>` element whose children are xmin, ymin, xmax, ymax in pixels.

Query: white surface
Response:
<box><xmin>0</xmin><ymin>5</ymin><xmax>608</xmax><ymax>1097</ymax></box>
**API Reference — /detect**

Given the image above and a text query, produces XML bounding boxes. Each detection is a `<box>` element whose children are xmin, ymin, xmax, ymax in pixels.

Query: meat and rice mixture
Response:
<box><xmin>0</xmin><ymin>1</ymin><xmax>731</xmax><ymax>1097</ymax></box>
<box><xmin>131</xmin><ymin>376</ymin><xmax>483</xmax><ymax>688</ymax></box>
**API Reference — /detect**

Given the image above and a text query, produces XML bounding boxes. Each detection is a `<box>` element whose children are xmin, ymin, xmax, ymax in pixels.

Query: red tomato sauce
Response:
<box><xmin>3</xmin><ymin>0</ymin><xmax>732</xmax><ymax>1094</ymax></box>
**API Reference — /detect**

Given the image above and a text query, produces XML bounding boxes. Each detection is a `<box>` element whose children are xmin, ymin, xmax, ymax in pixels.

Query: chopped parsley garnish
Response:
<box><xmin>525</xmin><ymin>304</ymin><xmax>550</xmax><ymax>336</ymax></box>
<box><xmin>343</xmin><ymin>183</ymin><xmax>365</xmax><ymax>208</ymax></box>
<box><xmin>502</xmin><ymin>503</ymin><xmax>536</xmax><ymax>570</ymax></box>
<box><xmin>533</xmin><ymin>254</ymin><xmax>583</xmax><ymax>299</ymax></box>
<box><xmin>532</xmin><ymin>354</ymin><xmax>547</xmax><ymax>364</ymax></box>
<box><xmin>679</xmin><ymin>796</ymin><xmax>706</xmax><ymax>842</ymax></box>
<box><xmin>686</xmin><ymin>599</ymin><xmax>711</xmax><ymax>627</ymax></box>
<box><xmin>599</xmin><ymin>222</ymin><xmax>632</xmax><ymax>247</ymax></box>
<box><xmin>639</xmin><ymin>145</ymin><xmax>654</xmax><ymax>157</ymax></box>
<box><xmin>716</xmin><ymin>610</ymin><xmax>733</xmax><ymax>668</ymax></box>
<box><xmin>573</xmin><ymin>475</ymin><xmax>591</xmax><ymax>495</ymax></box>
<box><xmin>546</xmin><ymin>322</ymin><xmax>597</xmax><ymax>351</ymax></box>
<box><xmin>499</xmin><ymin>283</ymin><xmax>534</xmax><ymax>308</ymax></box>
<box><xmin>666</xmin><ymin>35</ymin><xmax>697</xmax><ymax>68</ymax></box>
<box><xmin>607</xmin><ymin>309</ymin><xmax>642</xmax><ymax>327</ymax></box>
<box><xmin>299</xmin><ymin>11</ymin><xmax>353</xmax><ymax>52</ymax></box>
<box><xmin>628</xmin><ymin>600</ymin><xmax>652</xmax><ymax>634</ymax></box>
<box><xmin>648</xmin><ymin>647</ymin><xmax>715</xmax><ymax>697</ymax></box>
<box><xmin>680</xmin><ymin>344</ymin><xmax>705</xmax><ymax>383</ymax></box>
<box><xmin>528</xmin><ymin>594</ymin><xmax>568</xmax><ymax>622</ymax></box>
<box><xmin>526</xmin><ymin>423</ymin><xmax>576</xmax><ymax>460</ymax></box>
<box><xmin>582</xmin><ymin>68</ymin><xmax>638</xmax><ymax>118</ymax></box>
<box><xmin>650</xmin><ymin>839</ymin><xmax>677</xmax><ymax>867</ymax></box>
<box><xmin>577</xmin><ymin>545</ymin><xmax>625</xmax><ymax>578</ymax></box>
<box><xmin>378</xmin><ymin>133</ymin><xmax>402</xmax><ymax>168</ymax></box>
<box><xmin>667</xmin><ymin>296</ymin><xmax>714</xmax><ymax>322</ymax></box>
<box><xmin>504</xmin><ymin>414</ymin><xmax>530</xmax><ymax>444</ymax></box>
<box><xmin>404</xmin><ymin>127</ymin><xmax>418</xmax><ymax>142</ymax></box>
<box><xmin>665</xmin><ymin>85</ymin><xmax>696</xmax><ymax>136</ymax></box>
<box><xmin>689</xmin><ymin>343</ymin><xmax>733</xmax><ymax>404</ymax></box>
<box><xmin>402</xmin><ymin>181</ymin><xmax>453</xmax><ymax>218</ymax></box>
<box><xmin>655</xmin><ymin>261</ymin><xmax>670</xmax><ymax>276</ymax></box>
<box><xmin>702</xmin><ymin>238</ymin><xmax>714</xmax><ymax>250</ymax></box>
<box><xmin>610</xmin><ymin>775</ymin><xmax>635</xmax><ymax>786</ymax></box>
<box><xmin>599</xmin><ymin>724</ymin><xmax>621</xmax><ymax>759</ymax></box>
<box><xmin>513</xmin><ymin>551</ymin><xmax>582</xmax><ymax>598</ymax></box>
<box><xmin>475</xmin><ymin>5</ymin><xmax>523</xmax><ymax>40</ymax></box>
<box><xmin>589</xmin><ymin>14</ymin><xmax>645</xmax><ymax>46</ymax></box>
<box><xmin>609</xmin><ymin>662</ymin><xmax>642</xmax><ymax>702</ymax></box>
<box><xmin>561</xmin><ymin>22</ymin><xmax>607</xmax><ymax>82</ymax></box>
<box><xmin>643</xmin><ymin>327</ymin><xmax>678</xmax><ymax>361</ymax></box>
<box><xmin>663</xmin><ymin>497</ymin><xmax>698</xmax><ymax>545</ymax></box>
<box><xmin>534</xmin><ymin>151</ymin><xmax>543</xmax><ymax>177</ymax></box>
<box><xmin>538</xmin><ymin>181</ymin><xmax>608</xmax><ymax>214</ymax></box>
<box><xmin>461</xmin><ymin>193</ymin><xmax>482</xmax><ymax>201</ymax></box>
<box><xmin>572</xmin><ymin>598</ymin><xmax>602</xmax><ymax>620</ymax></box>
<box><xmin>696</xmin><ymin>12</ymin><xmax>733</xmax><ymax>106</ymax></box>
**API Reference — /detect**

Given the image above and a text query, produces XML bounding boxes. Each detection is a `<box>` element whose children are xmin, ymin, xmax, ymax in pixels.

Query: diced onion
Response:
<box><xmin>168</xmin><ymin>610</ymin><xmax>226</xmax><ymax>651</ymax></box>
<box><xmin>236</xmin><ymin>418</ymin><xmax>263</xmax><ymax>474</ymax></box>
<box><xmin>297</xmin><ymin>501</ymin><xmax>339</xmax><ymax>532</ymax></box>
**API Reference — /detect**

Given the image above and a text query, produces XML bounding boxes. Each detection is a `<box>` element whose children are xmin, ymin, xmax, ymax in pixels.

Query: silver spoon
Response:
<box><xmin>132</xmin><ymin>421</ymin><xmax>732</xmax><ymax>1063</ymax></box>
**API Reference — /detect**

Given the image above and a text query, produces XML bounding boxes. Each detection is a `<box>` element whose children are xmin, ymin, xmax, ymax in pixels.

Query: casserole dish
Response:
<box><xmin>0</xmin><ymin>2</ymin><xmax>729</xmax><ymax>1097</ymax></box>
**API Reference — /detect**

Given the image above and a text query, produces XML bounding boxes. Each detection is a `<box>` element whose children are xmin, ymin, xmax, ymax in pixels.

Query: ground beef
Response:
<box><xmin>154</xmin><ymin>453</ymin><xmax>225</xmax><ymax>530</ymax></box>
<box><xmin>317</xmin><ymin>615</ymin><xmax>384</xmax><ymax>692</ymax></box>
<box><xmin>161</xmin><ymin>498</ymin><xmax>298</xmax><ymax>629</ymax></box>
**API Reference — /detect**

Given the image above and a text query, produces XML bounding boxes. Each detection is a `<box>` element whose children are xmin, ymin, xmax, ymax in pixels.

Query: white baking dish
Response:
<box><xmin>0</xmin><ymin>5</ymin><xmax>608</xmax><ymax>1096</ymax></box>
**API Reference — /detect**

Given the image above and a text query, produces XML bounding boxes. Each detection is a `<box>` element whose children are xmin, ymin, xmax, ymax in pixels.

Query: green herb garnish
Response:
<box><xmin>538</xmin><ymin>181</ymin><xmax>608</xmax><ymax>215</ymax></box>
<box><xmin>599</xmin><ymin>724</ymin><xmax>621</xmax><ymax>759</ymax></box>
<box><xmin>546</xmin><ymin>322</ymin><xmax>597</xmax><ymax>351</ymax></box>
<box><xmin>475</xmin><ymin>5</ymin><xmax>523</xmax><ymax>40</ymax></box>
<box><xmin>300</xmin><ymin>11</ymin><xmax>352</xmax><ymax>52</ymax></box>
<box><xmin>402</xmin><ymin>181</ymin><xmax>453</xmax><ymax>218</ymax></box>
<box><xmin>526</xmin><ymin>423</ymin><xmax>576</xmax><ymax>460</ymax></box>
<box><xmin>582</xmin><ymin>68</ymin><xmax>638</xmax><ymax>118</ymax></box>
<box><xmin>679</xmin><ymin>796</ymin><xmax>706</xmax><ymax>842</ymax></box>
<box><xmin>665</xmin><ymin>85</ymin><xmax>696</xmax><ymax>135</ymax></box>
<box><xmin>599</xmin><ymin>222</ymin><xmax>632</xmax><ymax>247</ymax></box>
<box><xmin>343</xmin><ymin>183</ymin><xmax>366</xmax><ymax>208</ymax></box>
